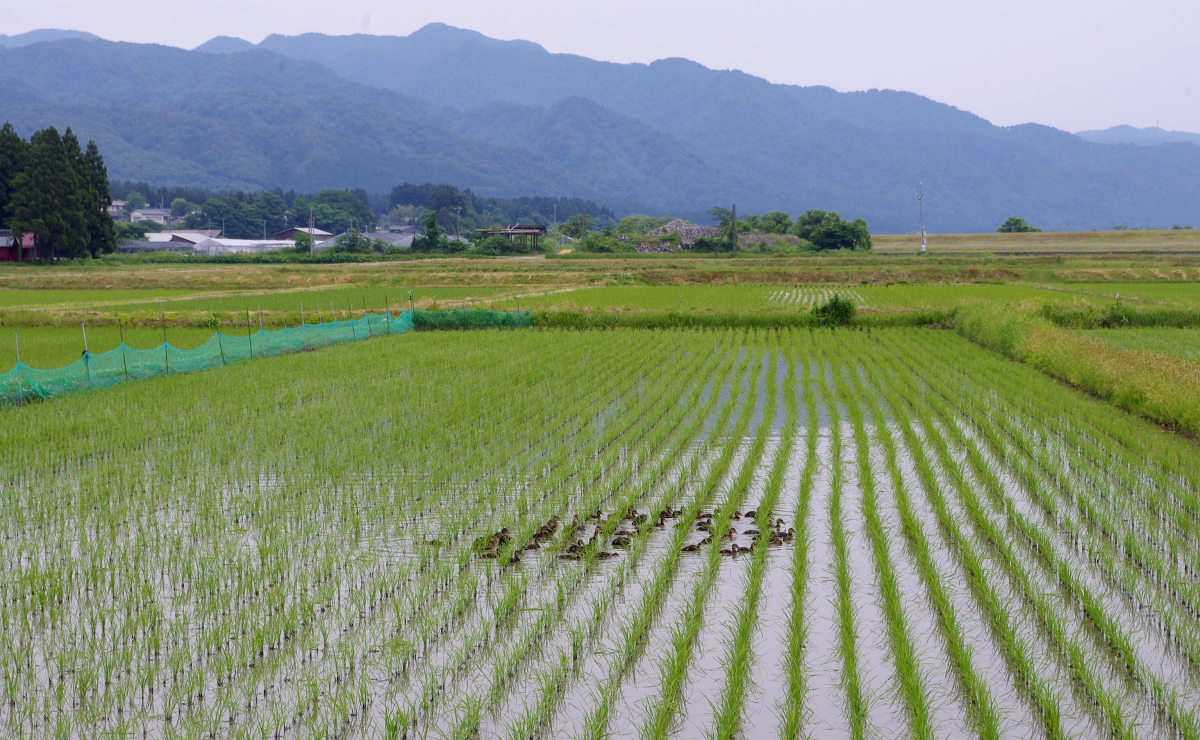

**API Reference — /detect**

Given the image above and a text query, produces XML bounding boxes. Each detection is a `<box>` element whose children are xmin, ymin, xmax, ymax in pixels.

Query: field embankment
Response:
<box><xmin>954</xmin><ymin>303</ymin><xmax>1200</xmax><ymax>434</ymax></box>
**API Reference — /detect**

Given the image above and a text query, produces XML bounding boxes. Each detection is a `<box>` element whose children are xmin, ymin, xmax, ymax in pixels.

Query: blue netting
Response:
<box><xmin>1</xmin><ymin>310</ymin><xmax>415</xmax><ymax>406</ymax></box>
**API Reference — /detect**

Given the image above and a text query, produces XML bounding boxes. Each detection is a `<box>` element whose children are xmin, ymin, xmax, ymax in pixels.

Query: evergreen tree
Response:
<box><xmin>9</xmin><ymin>127</ymin><xmax>88</xmax><ymax>261</ymax></box>
<box><xmin>0</xmin><ymin>123</ymin><xmax>28</xmax><ymax>230</ymax></box>
<box><xmin>83</xmin><ymin>139</ymin><xmax>117</xmax><ymax>255</ymax></box>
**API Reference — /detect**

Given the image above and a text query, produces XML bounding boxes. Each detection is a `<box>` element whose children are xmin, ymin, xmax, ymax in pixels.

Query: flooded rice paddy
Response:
<box><xmin>1</xmin><ymin>328</ymin><xmax>1199</xmax><ymax>739</ymax></box>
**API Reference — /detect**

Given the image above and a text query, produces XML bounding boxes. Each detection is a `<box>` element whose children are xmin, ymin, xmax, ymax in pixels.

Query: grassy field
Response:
<box><xmin>875</xmin><ymin>228</ymin><xmax>1200</xmax><ymax>253</ymax></box>
<box><xmin>496</xmin><ymin>283</ymin><xmax>1091</xmax><ymax>312</ymax></box>
<box><xmin>1080</xmin><ymin>327</ymin><xmax>1200</xmax><ymax>363</ymax></box>
<box><xmin>3</xmin><ymin>327</ymin><xmax>1199</xmax><ymax>739</ymax></box>
<box><xmin>1044</xmin><ymin>281</ymin><xmax>1200</xmax><ymax>305</ymax></box>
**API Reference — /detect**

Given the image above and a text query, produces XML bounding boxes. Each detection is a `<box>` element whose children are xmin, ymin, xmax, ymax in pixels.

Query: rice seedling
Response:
<box><xmin>2</xmin><ymin>325</ymin><xmax>1198</xmax><ymax>740</ymax></box>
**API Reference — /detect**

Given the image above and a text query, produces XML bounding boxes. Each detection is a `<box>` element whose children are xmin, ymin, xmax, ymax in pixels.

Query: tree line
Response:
<box><xmin>388</xmin><ymin>183</ymin><xmax>616</xmax><ymax>237</ymax></box>
<box><xmin>0</xmin><ymin>123</ymin><xmax>116</xmax><ymax>260</ymax></box>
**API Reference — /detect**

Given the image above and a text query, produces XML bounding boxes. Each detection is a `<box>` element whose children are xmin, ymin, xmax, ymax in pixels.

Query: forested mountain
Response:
<box><xmin>0</xmin><ymin>39</ymin><xmax>586</xmax><ymax>195</ymax></box>
<box><xmin>3</xmin><ymin>26</ymin><xmax>1199</xmax><ymax>231</ymax></box>
<box><xmin>1076</xmin><ymin>125</ymin><xmax>1200</xmax><ymax>147</ymax></box>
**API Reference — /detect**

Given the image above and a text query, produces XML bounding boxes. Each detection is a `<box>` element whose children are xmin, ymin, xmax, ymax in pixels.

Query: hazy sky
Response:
<box><xmin>5</xmin><ymin>0</ymin><xmax>1198</xmax><ymax>133</ymax></box>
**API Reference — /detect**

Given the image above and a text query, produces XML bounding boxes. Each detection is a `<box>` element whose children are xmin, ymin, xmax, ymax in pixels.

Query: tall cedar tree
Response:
<box><xmin>82</xmin><ymin>138</ymin><xmax>117</xmax><ymax>255</ymax></box>
<box><xmin>10</xmin><ymin>127</ymin><xmax>86</xmax><ymax>261</ymax></box>
<box><xmin>5</xmin><ymin>125</ymin><xmax>116</xmax><ymax>260</ymax></box>
<box><xmin>0</xmin><ymin>123</ymin><xmax>28</xmax><ymax>231</ymax></box>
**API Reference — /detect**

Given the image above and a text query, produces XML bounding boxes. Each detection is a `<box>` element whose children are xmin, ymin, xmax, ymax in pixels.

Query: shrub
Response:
<box><xmin>812</xmin><ymin>294</ymin><xmax>856</xmax><ymax>326</ymax></box>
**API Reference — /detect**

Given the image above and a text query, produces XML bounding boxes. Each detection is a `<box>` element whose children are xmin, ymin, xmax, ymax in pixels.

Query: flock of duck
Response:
<box><xmin>472</xmin><ymin>505</ymin><xmax>795</xmax><ymax>564</ymax></box>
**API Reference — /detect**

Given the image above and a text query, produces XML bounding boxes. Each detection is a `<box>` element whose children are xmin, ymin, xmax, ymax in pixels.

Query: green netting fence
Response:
<box><xmin>1</xmin><ymin>310</ymin><xmax>415</xmax><ymax>406</ymax></box>
<box><xmin>411</xmin><ymin>308</ymin><xmax>533</xmax><ymax>330</ymax></box>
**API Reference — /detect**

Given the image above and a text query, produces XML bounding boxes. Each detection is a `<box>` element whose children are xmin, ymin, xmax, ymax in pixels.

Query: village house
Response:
<box><xmin>0</xmin><ymin>229</ymin><xmax>38</xmax><ymax>262</ymax></box>
<box><xmin>130</xmin><ymin>208</ymin><xmax>170</xmax><ymax>225</ymax></box>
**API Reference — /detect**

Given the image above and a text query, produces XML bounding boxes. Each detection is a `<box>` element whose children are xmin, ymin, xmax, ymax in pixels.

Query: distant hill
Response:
<box><xmin>3</xmin><ymin>26</ymin><xmax>1200</xmax><ymax>231</ymax></box>
<box><xmin>1076</xmin><ymin>125</ymin><xmax>1200</xmax><ymax>147</ymax></box>
<box><xmin>0</xmin><ymin>29</ymin><xmax>100</xmax><ymax>47</ymax></box>
<box><xmin>239</xmin><ymin>24</ymin><xmax>1200</xmax><ymax>231</ymax></box>
<box><xmin>194</xmin><ymin>36</ymin><xmax>255</xmax><ymax>54</ymax></box>
<box><xmin>0</xmin><ymin>39</ymin><xmax>587</xmax><ymax>195</ymax></box>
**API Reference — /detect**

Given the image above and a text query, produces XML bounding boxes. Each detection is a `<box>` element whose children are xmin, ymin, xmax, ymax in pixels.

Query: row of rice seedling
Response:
<box><xmin>765</xmin><ymin>287</ymin><xmax>869</xmax><ymax>308</ymax></box>
<box><xmin>4</xmin><ymin>325</ymin><xmax>1200</xmax><ymax>738</ymax></box>
<box><xmin>876</xmin><ymin>329</ymin><xmax>1200</xmax><ymax>737</ymax></box>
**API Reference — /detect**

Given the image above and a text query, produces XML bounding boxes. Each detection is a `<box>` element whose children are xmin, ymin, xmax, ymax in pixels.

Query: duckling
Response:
<box><xmin>558</xmin><ymin>553</ymin><xmax>581</xmax><ymax>561</ymax></box>
<box><xmin>614</xmin><ymin>529</ymin><xmax>634</xmax><ymax>537</ymax></box>
<box><xmin>744</xmin><ymin>529</ymin><xmax>760</xmax><ymax>537</ymax></box>
<box><xmin>724</xmin><ymin>527</ymin><xmax>737</xmax><ymax>540</ymax></box>
<box><xmin>480</xmin><ymin>552</ymin><xmax>498</xmax><ymax>559</ymax></box>
<box><xmin>697</xmin><ymin>522</ymin><xmax>713</xmax><ymax>532</ymax></box>
<box><xmin>632</xmin><ymin>514</ymin><xmax>648</xmax><ymax>526</ymax></box>
<box><xmin>505</xmin><ymin>552</ymin><xmax>521</xmax><ymax>565</ymax></box>
<box><xmin>681</xmin><ymin>543</ymin><xmax>700</xmax><ymax>553</ymax></box>
<box><xmin>524</xmin><ymin>542</ymin><xmax>540</xmax><ymax>550</ymax></box>
<box><xmin>699</xmin><ymin>536</ymin><xmax>712</xmax><ymax>546</ymax></box>
<box><xmin>590</xmin><ymin>509</ymin><xmax>603</xmax><ymax>520</ymax></box>
<box><xmin>745</xmin><ymin>510</ymin><xmax>758</xmax><ymax>518</ymax></box>
<box><xmin>611</xmin><ymin>536</ymin><xmax>631</xmax><ymax>548</ymax></box>
<box><xmin>720</xmin><ymin>544</ymin><xmax>740</xmax><ymax>556</ymax></box>
<box><xmin>597</xmin><ymin>551</ymin><xmax>619</xmax><ymax>560</ymax></box>
<box><xmin>732</xmin><ymin>512</ymin><xmax>742</xmax><ymax>521</ymax></box>
<box><xmin>776</xmin><ymin>518</ymin><xmax>785</xmax><ymax>527</ymax></box>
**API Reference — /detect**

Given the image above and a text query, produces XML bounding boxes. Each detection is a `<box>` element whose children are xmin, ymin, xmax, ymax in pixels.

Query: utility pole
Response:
<box><xmin>731</xmin><ymin>204</ymin><xmax>737</xmax><ymax>251</ymax></box>
<box><xmin>309</xmin><ymin>207</ymin><xmax>315</xmax><ymax>256</ymax></box>
<box><xmin>553</xmin><ymin>204</ymin><xmax>558</xmax><ymax>243</ymax></box>
<box><xmin>455</xmin><ymin>206</ymin><xmax>461</xmax><ymax>240</ymax></box>
<box><xmin>917</xmin><ymin>184</ymin><xmax>927</xmax><ymax>254</ymax></box>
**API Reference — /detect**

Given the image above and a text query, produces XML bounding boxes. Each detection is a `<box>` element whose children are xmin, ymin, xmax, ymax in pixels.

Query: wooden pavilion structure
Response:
<box><xmin>476</xmin><ymin>224</ymin><xmax>548</xmax><ymax>252</ymax></box>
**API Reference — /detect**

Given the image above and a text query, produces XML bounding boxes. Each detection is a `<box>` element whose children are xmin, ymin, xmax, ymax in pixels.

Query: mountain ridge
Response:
<box><xmin>2</xmin><ymin>26</ymin><xmax>1199</xmax><ymax>231</ymax></box>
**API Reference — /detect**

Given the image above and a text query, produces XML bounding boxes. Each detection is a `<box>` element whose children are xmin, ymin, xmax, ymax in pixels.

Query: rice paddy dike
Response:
<box><xmin>3</xmin><ymin>325</ymin><xmax>1200</xmax><ymax>739</ymax></box>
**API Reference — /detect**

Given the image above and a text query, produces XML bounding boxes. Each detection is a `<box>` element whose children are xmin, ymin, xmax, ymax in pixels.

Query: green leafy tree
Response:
<box><xmin>312</xmin><ymin>190</ymin><xmax>375</xmax><ymax>230</ymax></box>
<box><xmin>760</xmin><ymin>211</ymin><xmax>793</xmax><ymax>234</ymax></box>
<box><xmin>9</xmin><ymin>126</ymin><xmax>88</xmax><ymax>261</ymax></box>
<box><xmin>996</xmin><ymin>216</ymin><xmax>1041</xmax><ymax>233</ymax></box>
<box><xmin>708</xmin><ymin>206</ymin><xmax>738</xmax><ymax>251</ymax></box>
<box><xmin>412</xmin><ymin>210</ymin><xmax>444</xmax><ymax>251</ymax></box>
<box><xmin>125</xmin><ymin>190</ymin><xmax>147</xmax><ymax>212</ymax></box>
<box><xmin>170</xmin><ymin>198</ymin><xmax>192</xmax><ymax>217</ymax></box>
<box><xmin>810</xmin><ymin>217</ymin><xmax>872</xmax><ymax>251</ymax></box>
<box><xmin>330</xmin><ymin>227</ymin><xmax>370</xmax><ymax>253</ymax></box>
<box><xmin>788</xmin><ymin>209</ymin><xmax>829</xmax><ymax>240</ymax></box>
<box><xmin>559</xmin><ymin>213</ymin><xmax>594</xmax><ymax>239</ymax></box>
<box><xmin>115</xmin><ymin>221</ymin><xmax>149</xmax><ymax>240</ymax></box>
<box><xmin>616</xmin><ymin>214</ymin><xmax>670</xmax><ymax>235</ymax></box>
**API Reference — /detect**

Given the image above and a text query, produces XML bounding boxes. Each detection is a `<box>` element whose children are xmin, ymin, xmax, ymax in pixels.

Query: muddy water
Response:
<box><xmin>794</xmin><ymin>428</ymin><xmax>849</xmax><ymax>738</ymax></box>
<box><xmin>863</xmin><ymin>428</ymin><xmax>975</xmax><ymax>740</ymax></box>
<box><xmin>951</xmin><ymin>417</ymin><xmax>1200</xmax><ymax>737</ymax></box>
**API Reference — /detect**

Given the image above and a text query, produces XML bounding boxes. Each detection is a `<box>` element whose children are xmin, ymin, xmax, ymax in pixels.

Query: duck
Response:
<box><xmin>611</xmin><ymin>536</ymin><xmax>631</xmax><ymax>548</ymax></box>
<box><xmin>720</xmin><ymin>544</ymin><xmax>740</xmax><ymax>556</ymax></box>
<box><xmin>744</xmin><ymin>529</ymin><xmax>760</xmax><ymax>537</ymax></box>
<box><xmin>745</xmin><ymin>510</ymin><xmax>758</xmax><ymax>518</ymax></box>
<box><xmin>597</xmin><ymin>551</ymin><xmax>619</xmax><ymax>560</ymax></box>
<box><xmin>699</xmin><ymin>536</ymin><xmax>712</xmax><ymax>546</ymax></box>
<box><xmin>524</xmin><ymin>542</ymin><xmax>540</xmax><ymax>550</ymax></box>
<box><xmin>681</xmin><ymin>543</ymin><xmax>700</xmax><ymax>552</ymax></box>
<box><xmin>724</xmin><ymin>528</ymin><xmax>737</xmax><ymax>540</ymax></box>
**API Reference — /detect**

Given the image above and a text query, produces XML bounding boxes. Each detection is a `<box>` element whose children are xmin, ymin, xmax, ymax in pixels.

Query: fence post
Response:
<box><xmin>162</xmin><ymin>312</ymin><xmax>170</xmax><ymax>375</ymax></box>
<box><xmin>348</xmin><ymin>300</ymin><xmax>357</xmax><ymax>341</ymax></box>
<box><xmin>119</xmin><ymin>320</ymin><xmax>129</xmax><ymax>382</ymax></box>
<box><xmin>14</xmin><ymin>331</ymin><xmax>23</xmax><ymax>404</ymax></box>
<box><xmin>218</xmin><ymin>330</ymin><xmax>227</xmax><ymax>367</ymax></box>
<box><xmin>362</xmin><ymin>297</ymin><xmax>373</xmax><ymax>336</ymax></box>
<box><xmin>82</xmin><ymin>321</ymin><xmax>93</xmax><ymax>387</ymax></box>
<box><xmin>300</xmin><ymin>302</ymin><xmax>309</xmax><ymax>350</ymax></box>
<box><xmin>246</xmin><ymin>309</ymin><xmax>254</xmax><ymax>358</ymax></box>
